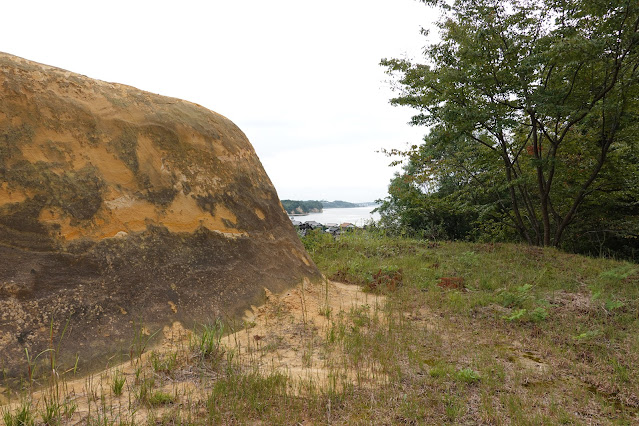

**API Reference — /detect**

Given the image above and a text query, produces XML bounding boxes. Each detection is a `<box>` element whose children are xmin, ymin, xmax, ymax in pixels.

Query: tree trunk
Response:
<box><xmin>501</xmin><ymin>148</ymin><xmax>532</xmax><ymax>245</ymax></box>
<box><xmin>531</xmin><ymin>118</ymin><xmax>551</xmax><ymax>246</ymax></box>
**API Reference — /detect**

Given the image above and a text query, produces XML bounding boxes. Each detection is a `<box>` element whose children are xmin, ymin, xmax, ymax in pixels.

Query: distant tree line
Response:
<box><xmin>281</xmin><ymin>200</ymin><xmax>323</xmax><ymax>215</ymax></box>
<box><xmin>282</xmin><ymin>200</ymin><xmax>375</xmax><ymax>214</ymax></box>
<box><xmin>322</xmin><ymin>200</ymin><xmax>371</xmax><ymax>208</ymax></box>
<box><xmin>378</xmin><ymin>0</ymin><xmax>639</xmax><ymax>260</ymax></box>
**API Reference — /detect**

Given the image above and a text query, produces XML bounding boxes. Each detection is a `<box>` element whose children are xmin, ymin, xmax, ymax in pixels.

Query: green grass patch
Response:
<box><xmin>3</xmin><ymin>230</ymin><xmax>638</xmax><ymax>424</ymax></box>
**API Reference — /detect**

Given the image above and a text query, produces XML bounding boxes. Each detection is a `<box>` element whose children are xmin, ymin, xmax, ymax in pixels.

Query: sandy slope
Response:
<box><xmin>1</xmin><ymin>279</ymin><xmax>382</xmax><ymax>423</ymax></box>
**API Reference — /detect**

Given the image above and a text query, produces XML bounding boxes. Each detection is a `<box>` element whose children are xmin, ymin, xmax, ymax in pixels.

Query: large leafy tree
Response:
<box><xmin>381</xmin><ymin>0</ymin><xmax>639</xmax><ymax>247</ymax></box>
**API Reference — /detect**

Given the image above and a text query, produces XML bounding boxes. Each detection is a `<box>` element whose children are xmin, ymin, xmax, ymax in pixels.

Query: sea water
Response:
<box><xmin>290</xmin><ymin>206</ymin><xmax>380</xmax><ymax>227</ymax></box>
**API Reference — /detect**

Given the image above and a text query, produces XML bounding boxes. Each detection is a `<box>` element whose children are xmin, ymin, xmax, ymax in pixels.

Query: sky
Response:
<box><xmin>1</xmin><ymin>1</ymin><xmax>438</xmax><ymax>203</ymax></box>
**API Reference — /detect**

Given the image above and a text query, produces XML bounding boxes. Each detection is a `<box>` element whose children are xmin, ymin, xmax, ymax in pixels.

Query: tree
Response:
<box><xmin>381</xmin><ymin>0</ymin><xmax>639</xmax><ymax>247</ymax></box>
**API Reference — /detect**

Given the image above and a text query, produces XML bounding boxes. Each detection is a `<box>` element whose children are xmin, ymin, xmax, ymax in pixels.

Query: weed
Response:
<box><xmin>318</xmin><ymin>305</ymin><xmax>333</xmax><ymax>318</ymax></box>
<box><xmin>459</xmin><ymin>250</ymin><xmax>479</xmax><ymax>267</ymax></box>
<box><xmin>40</xmin><ymin>392</ymin><xmax>61</xmax><ymax>425</ymax></box>
<box><xmin>456</xmin><ymin>367</ymin><xmax>481</xmax><ymax>384</ymax></box>
<box><xmin>599</xmin><ymin>265</ymin><xmax>637</xmax><ymax>281</ymax></box>
<box><xmin>111</xmin><ymin>370</ymin><xmax>126</xmax><ymax>396</ymax></box>
<box><xmin>195</xmin><ymin>320</ymin><xmax>226</xmax><ymax>366</ymax></box>
<box><xmin>504</xmin><ymin>308</ymin><xmax>527</xmax><ymax>321</ymax></box>
<box><xmin>2</xmin><ymin>232</ymin><xmax>638</xmax><ymax>424</ymax></box>
<box><xmin>611</xmin><ymin>359</ymin><xmax>630</xmax><ymax>383</ymax></box>
<box><xmin>366</xmin><ymin>266</ymin><xmax>403</xmax><ymax>293</ymax></box>
<box><xmin>498</xmin><ymin>284</ymin><xmax>533</xmax><ymax>309</ymax></box>
<box><xmin>301</xmin><ymin>228</ymin><xmax>335</xmax><ymax>254</ymax></box>
<box><xmin>3</xmin><ymin>401</ymin><xmax>34</xmax><ymax>426</ymax></box>
<box><xmin>429</xmin><ymin>363</ymin><xmax>451</xmax><ymax>379</ymax></box>
<box><xmin>575</xmin><ymin>329</ymin><xmax>601</xmax><ymax>341</ymax></box>
<box><xmin>604</xmin><ymin>298</ymin><xmax>624</xmax><ymax>311</ymax></box>
<box><xmin>147</xmin><ymin>390</ymin><xmax>175</xmax><ymax>406</ymax></box>
<box><xmin>207</xmin><ymin>370</ymin><xmax>288</xmax><ymax>421</ymax></box>
<box><xmin>530</xmin><ymin>306</ymin><xmax>549</xmax><ymax>322</ymax></box>
<box><xmin>136</xmin><ymin>376</ymin><xmax>155</xmax><ymax>405</ymax></box>
<box><xmin>150</xmin><ymin>351</ymin><xmax>178</xmax><ymax>375</ymax></box>
<box><xmin>443</xmin><ymin>394</ymin><xmax>462</xmax><ymax>421</ymax></box>
<box><xmin>24</xmin><ymin>347</ymin><xmax>54</xmax><ymax>384</ymax></box>
<box><xmin>129</xmin><ymin>321</ymin><xmax>160</xmax><ymax>364</ymax></box>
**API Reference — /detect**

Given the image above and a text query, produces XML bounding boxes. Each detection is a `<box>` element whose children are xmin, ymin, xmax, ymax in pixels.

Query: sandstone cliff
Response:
<box><xmin>0</xmin><ymin>52</ymin><xmax>321</xmax><ymax>382</ymax></box>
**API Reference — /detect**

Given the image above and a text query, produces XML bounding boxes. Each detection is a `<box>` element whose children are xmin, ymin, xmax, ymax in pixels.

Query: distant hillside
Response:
<box><xmin>282</xmin><ymin>199</ymin><xmax>377</xmax><ymax>214</ymax></box>
<box><xmin>321</xmin><ymin>200</ymin><xmax>358</xmax><ymax>208</ymax></box>
<box><xmin>281</xmin><ymin>200</ymin><xmax>323</xmax><ymax>215</ymax></box>
<box><xmin>322</xmin><ymin>200</ymin><xmax>376</xmax><ymax>208</ymax></box>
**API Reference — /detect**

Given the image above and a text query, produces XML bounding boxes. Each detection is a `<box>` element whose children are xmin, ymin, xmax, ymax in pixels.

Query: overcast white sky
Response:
<box><xmin>2</xmin><ymin>1</ymin><xmax>437</xmax><ymax>203</ymax></box>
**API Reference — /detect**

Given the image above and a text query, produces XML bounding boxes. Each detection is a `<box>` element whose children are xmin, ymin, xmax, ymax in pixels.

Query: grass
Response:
<box><xmin>111</xmin><ymin>370</ymin><xmax>126</xmax><ymax>397</ymax></box>
<box><xmin>1</xmin><ymin>230</ymin><xmax>639</xmax><ymax>423</ymax></box>
<box><xmin>2</xmin><ymin>401</ymin><xmax>34</xmax><ymax>426</ymax></box>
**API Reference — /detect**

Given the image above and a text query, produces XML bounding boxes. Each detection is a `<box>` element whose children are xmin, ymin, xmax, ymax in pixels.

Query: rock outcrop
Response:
<box><xmin>0</xmin><ymin>52</ymin><xmax>321</xmax><ymax>382</ymax></box>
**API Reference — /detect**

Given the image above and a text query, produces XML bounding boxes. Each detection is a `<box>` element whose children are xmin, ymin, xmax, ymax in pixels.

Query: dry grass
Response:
<box><xmin>2</xmin><ymin>231</ymin><xmax>639</xmax><ymax>424</ymax></box>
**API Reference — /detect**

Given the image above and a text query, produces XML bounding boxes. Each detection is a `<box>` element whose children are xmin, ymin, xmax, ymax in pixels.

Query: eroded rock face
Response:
<box><xmin>0</xmin><ymin>52</ymin><xmax>320</xmax><ymax>381</ymax></box>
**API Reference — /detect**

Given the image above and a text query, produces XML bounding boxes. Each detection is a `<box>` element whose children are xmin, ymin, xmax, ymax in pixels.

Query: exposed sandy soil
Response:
<box><xmin>0</xmin><ymin>279</ymin><xmax>383</xmax><ymax>423</ymax></box>
<box><xmin>229</xmin><ymin>278</ymin><xmax>385</xmax><ymax>389</ymax></box>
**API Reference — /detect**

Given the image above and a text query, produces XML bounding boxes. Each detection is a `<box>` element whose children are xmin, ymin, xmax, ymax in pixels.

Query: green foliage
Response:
<box><xmin>504</xmin><ymin>309</ymin><xmax>527</xmax><ymax>322</ymax></box>
<box><xmin>136</xmin><ymin>376</ymin><xmax>156</xmax><ymax>406</ymax></box>
<box><xmin>599</xmin><ymin>266</ymin><xmax>638</xmax><ymax>282</ymax></box>
<box><xmin>530</xmin><ymin>307</ymin><xmax>549</xmax><ymax>323</ymax></box>
<box><xmin>280</xmin><ymin>199</ymin><xmax>323</xmax><ymax>215</ymax></box>
<box><xmin>111</xmin><ymin>370</ymin><xmax>126</xmax><ymax>396</ymax></box>
<box><xmin>301</xmin><ymin>228</ymin><xmax>335</xmax><ymax>254</ymax></box>
<box><xmin>498</xmin><ymin>284</ymin><xmax>533</xmax><ymax>309</ymax></box>
<box><xmin>2</xmin><ymin>402</ymin><xmax>34</xmax><ymax>426</ymax></box>
<box><xmin>504</xmin><ymin>306</ymin><xmax>549</xmax><ymax>322</ymax></box>
<box><xmin>146</xmin><ymin>390</ymin><xmax>175</xmax><ymax>406</ymax></box>
<box><xmin>150</xmin><ymin>351</ymin><xmax>177</xmax><ymax>375</ymax></box>
<box><xmin>321</xmin><ymin>200</ymin><xmax>368</xmax><ymax>208</ymax></box>
<box><xmin>195</xmin><ymin>320</ymin><xmax>226</xmax><ymax>368</ymax></box>
<box><xmin>429</xmin><ymin>363</ymin><xmax>452</xmax><ymax>379</ymax></box>
<box><xmin>455</xmin><ymin>368</ymin><xmax>481</xmax><ymax>384</ymax></box>
<box><xmin>380</xmin><ymin>0</ymin><xmax>639</xmax><ymax>258</ymax></box>
<box><xmin>605</xmin><ymin>299</ymin><xmax>625</xmax><ymax>312</ymax></box>
<box><xmin>3</xmin><ymin>231</ymin><xmax>639</xmax><ymax>424</ymax></box>
<box><xmin>207</xmin><ymin>370</ymin><xmax>289</xmax><ymax>421</ymax></box>
<box><xmin>575</xmin><ymin>329</ymin><xmax>601</xmax><ymax>341</ymax></box>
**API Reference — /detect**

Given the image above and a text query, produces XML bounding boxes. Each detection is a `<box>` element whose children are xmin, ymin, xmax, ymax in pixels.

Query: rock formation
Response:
<box><xmin>0</xmin><ymin>52</ymin><xmax>321</xmax><ymax>382</ymax></box>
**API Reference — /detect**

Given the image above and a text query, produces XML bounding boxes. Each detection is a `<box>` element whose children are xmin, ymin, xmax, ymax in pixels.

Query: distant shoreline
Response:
<box><xmin>282</xmin><ymin>200</ymin><xmax>377</xmax><ymax>215</ymax></box>
<box><xmin>322</xmin><ymin>205</ymin><xmax>377</xmax><ymax>209</ymax></box>
<box><xmin>288</xmin><ymin>205</ymin><xmax>380</xmax><ymax>227</ymax></box>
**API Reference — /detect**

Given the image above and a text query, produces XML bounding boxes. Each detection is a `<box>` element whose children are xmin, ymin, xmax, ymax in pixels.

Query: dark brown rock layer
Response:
<box><xmin>0</xmin><ymin>52</ymin><xmax>320</xmax><ymax>382</ymax></box>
